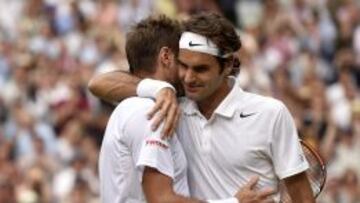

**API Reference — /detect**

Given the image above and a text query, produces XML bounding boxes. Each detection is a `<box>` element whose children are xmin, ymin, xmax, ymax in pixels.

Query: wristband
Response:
<box><xmin>136</xmin><ymin>78</ymin><xmax>176</xmax><ymax>99</ymax></box>
<box><xmin>207</xmin><ymin>197</ymin><xmax>239</xmax><ymax>203</ymax></box>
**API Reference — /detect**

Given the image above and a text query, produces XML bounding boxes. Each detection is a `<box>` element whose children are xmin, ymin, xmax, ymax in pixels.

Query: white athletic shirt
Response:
<box><xmin>98</xmin><ymin>97</ymin><xmax>189</xmax><ymax>203</ymax></box>
<box><xmin>177</xmin><ymin>78</ymin><xmax>309</xmax><ymax>201</ymax></box>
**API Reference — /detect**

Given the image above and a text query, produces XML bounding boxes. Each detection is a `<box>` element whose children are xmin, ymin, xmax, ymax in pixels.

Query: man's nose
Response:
<box><xmin>184</xmin><ymin>69</ymin><xmax>195</xmax><ymax>83</ymax></box>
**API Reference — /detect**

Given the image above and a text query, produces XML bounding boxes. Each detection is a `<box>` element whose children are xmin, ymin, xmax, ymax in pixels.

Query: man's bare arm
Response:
<box><xmin>284</xmin><ymin>172</ymin><xmax>315</xmax><ymax>203</ymax></box>
<box><xmin>143</xmin><ymin>167</ymin><xmax>276</xmax><ymax>203</ymax></box>
<box><xmin>142</xmin><ymin>167</ymin><xmax>206</xmax><ymax>203</ymax></box>
<box><xmin>88</xmin><ymin>70</ymin><xmax>139</xmax><ymax>103</ymax></box>
<box><xmin>88</xmin><ymin>70</ymin><xmax>179</xmax><ymax>137</ymax></box>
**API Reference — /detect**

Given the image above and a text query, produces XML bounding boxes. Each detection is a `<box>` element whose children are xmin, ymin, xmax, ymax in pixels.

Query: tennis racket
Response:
<box><xmin>279</xmin><ymin>140</ymin><xmax>327</xmax><ymax>202</ymax></box>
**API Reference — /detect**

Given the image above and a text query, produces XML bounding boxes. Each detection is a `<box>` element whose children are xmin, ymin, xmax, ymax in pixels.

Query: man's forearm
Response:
<box><xmin>89</xmin><ymin>71</ymin><xmax>181</xmax><ymax>137</ymax></box>
<box><xmin>146</xmin><ymin>189</ymin><xmax>239</xmax><ymax>203</ymax></box>
<box><xmin>143</xmin><ymin>167</ymin><xmax>204</xmax><ymax>203</ymax></box>
<box><xmin>284</xmin><ymin>172</ymin><xmax>315</xmax><ymax>203</ymax></box>
<box><xmin>143</xmin><ymin>167</ymin><xmax>239</xmax><ymax>203</ymax></box>
<box><xmin>153</xmin><ymin>192</ymin><xmax>206</xmax><ymax>203</ymax></box>
<box><xmin>88</xmin><ymin>70</ymin><xmax>140</xmax><ymax>103</ymax></box>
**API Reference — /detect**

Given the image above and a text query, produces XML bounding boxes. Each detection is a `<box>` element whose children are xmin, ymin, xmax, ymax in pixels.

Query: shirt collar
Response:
<box><xmin>181</xmin><ymin>77</ymin><xmax>245</xmax><ymax>118</ymax></box>
<box><xmin>213</xmin><ymin>76</ymin><xmax>244</xmax><ymax>118</ymax></box>
<box><xmin>180</xmin><ymin>97</ymin><xmax>200</xmax><ymax>116</ymax></box>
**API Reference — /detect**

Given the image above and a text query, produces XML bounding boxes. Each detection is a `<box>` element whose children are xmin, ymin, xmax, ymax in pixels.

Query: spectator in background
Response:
<box><xmin>0</xmin><ymin>175</ymin><xmax>16</xmax><ymax>203</ymax></box>
<box><xmin>4</xmin><ymin>102</ymin><xmax>57</xmax><ymax>159</ymax></box>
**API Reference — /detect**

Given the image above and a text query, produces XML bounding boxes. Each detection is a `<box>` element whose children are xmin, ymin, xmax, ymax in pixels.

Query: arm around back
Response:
<box><xmin>143</xmin><ymin>170</ymin><xmax>276</xmax><ymax>203</ymax></box>
<box><xmin>88</xmin><ymin>70</ymin><xmax>180</xmax><ymax>137</ymax></box>
<box><xmin>88</xmin><ymin>70</ymin><xmax>140</xmax><ymax>103</ymax></box>
<box><xmin>142</xmin><ymin>167</ymin><xmax>206</xmax><ymax>203</ymax></box>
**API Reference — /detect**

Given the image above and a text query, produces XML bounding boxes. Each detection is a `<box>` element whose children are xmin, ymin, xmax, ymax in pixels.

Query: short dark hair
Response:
<box><xmin>183</xmin><ymin>13</ymin><xmax>241</xmax><ymax>72</ymax></box>
<box><xmin>126</xmin><ymin>15</ymin><xmax>181</xmax><ymax>74</ymax></box>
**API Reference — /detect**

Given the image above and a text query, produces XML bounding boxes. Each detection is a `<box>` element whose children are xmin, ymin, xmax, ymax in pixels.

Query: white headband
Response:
<box><xmin>179</xmin><ymin>32</ymin><xmax>232</xmax><ymax>58</ymax></box>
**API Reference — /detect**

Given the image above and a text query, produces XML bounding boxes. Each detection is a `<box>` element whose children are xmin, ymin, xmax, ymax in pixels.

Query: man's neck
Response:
<box><xmin>197</xmin><ymin>81</ymin><xmax>231</xmax><ymax>120</ymax></box>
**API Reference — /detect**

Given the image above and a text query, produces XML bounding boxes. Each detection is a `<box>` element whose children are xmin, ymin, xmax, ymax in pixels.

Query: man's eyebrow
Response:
<box><xmin>176</xmin><ymin>58</ymin><xmax>188</xmax><ymax>67</ymax></box>
<box><xmin>192</xmin><ymin>64</ymin><xmax>209</xmax><ymax>70</ymax></box>
<box><xmin>177</xmin><ymin>58</ymin><xmax>210</xmax><ymax>70</ymax></box>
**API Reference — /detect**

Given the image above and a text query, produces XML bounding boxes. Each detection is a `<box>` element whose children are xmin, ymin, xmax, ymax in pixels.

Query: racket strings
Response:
<box><xmin>302</xmin><ymin>145</ymin><xmax>326</xmax><ymax>197</ymax></box>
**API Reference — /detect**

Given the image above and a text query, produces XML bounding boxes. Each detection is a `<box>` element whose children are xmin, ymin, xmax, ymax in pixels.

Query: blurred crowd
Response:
<box><xmin>0</xmin><ymin>0</ymin><xmax>359</xmax><ymax>202</ymax></box>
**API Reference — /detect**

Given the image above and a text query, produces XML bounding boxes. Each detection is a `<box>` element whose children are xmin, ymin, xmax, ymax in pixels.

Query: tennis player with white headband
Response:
<box><xmin>174</xmin><ymin>13</ymin><xmax>315</xmax><ymax>203</ymax></box>
<box><xmin>90</xmin><ymin>13</ymin><xmax>315</xmax><ymax>203</ymax></box>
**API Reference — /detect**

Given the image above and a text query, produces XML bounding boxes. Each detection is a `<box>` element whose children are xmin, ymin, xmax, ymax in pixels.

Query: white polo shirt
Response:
<box><xmin>99</xmin><ymin>97</ymin><xmax>189</xmax><ymax>203</ymax></box>
<box><xmin>177</xmin><ymin>78</ymin><xmax>309</xmax><ymax>201</ymax></box>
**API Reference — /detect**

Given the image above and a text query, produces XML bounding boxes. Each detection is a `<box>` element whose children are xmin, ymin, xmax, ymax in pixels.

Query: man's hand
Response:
<box><xmin>234</xmin><ymin>176</ymin><xmax>276</xmax><ymax>203</ymax></box>
<box><xmin>147</xmin><ymin>87</ymin><xmax>180</xmax><ymax>138</ymax></box>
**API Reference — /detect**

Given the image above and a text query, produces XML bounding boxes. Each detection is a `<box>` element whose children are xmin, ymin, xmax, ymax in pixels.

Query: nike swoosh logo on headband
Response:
<box><xmin>189</xmin><ymin>41</ymin><xmax>203</xmax><ymax>47</ymax></box>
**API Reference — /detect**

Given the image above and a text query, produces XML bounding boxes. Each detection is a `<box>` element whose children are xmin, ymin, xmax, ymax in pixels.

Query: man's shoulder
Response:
<box><xmin>116</xmin><ymin>97</ymin><xmax>155</xmax><ymax>111</ymax></box>
<box><xmin>110</xmin><ymin>97</ymin><xmax>155</xmax><ymax>122</ymax></box>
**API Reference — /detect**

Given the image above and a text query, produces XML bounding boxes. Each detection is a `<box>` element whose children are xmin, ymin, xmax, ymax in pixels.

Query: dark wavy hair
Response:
<box><xmin>183</xmin><ymin>13</ymin><xmax>241</xmax><ymax>73</ymax></box>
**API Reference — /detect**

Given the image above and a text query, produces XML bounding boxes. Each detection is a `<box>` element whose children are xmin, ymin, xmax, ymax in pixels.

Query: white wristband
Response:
<box><xmin>136</xmin><ymin>78</ymin><xmax>176</xmax><ymax>99</ymax></box>
<box><xmin>207</xmin><ymin>197</ymin><xmax>239</xmax><ymax>203</ymax></box>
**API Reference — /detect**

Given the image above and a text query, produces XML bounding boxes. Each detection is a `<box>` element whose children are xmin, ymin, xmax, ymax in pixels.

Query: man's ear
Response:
<box><xmin>159</xmin><ymin>47</ymin><xmax>174</xmax><ymax>67</ymax></box>
<box><xmin>223</xmin><ymin>56</ymin><xmax>234</xmax><ymax>76</ymax></box>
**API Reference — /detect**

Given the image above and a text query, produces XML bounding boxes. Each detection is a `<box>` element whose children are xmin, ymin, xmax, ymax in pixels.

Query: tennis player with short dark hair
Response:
<box><xmin>98</xmin><ymin>15</ymin><xmax>193</xmax><ymax>203</ymax></box>
<box><xmin>98</xmin><ymin>14</ymin><xmax>273</xmax><ymax>203</ymax></box>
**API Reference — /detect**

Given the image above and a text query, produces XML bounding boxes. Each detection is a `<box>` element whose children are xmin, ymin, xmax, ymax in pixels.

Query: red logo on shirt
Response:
<box><xmin>146</xmin><ymin>139</ymin><xmax>169</xmax><ymax>149</ymax></box>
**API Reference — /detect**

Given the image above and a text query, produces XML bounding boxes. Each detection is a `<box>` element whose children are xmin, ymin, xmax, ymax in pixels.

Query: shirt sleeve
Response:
<box><xmin>270</xmin><ymin>103</ymin><xmax>309</xmax><ymax>179</ymax></box>
<box><xmin>123</xmin><ymin>108</ymin><xmax>175</xmax><ymax>182</ymax></box>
